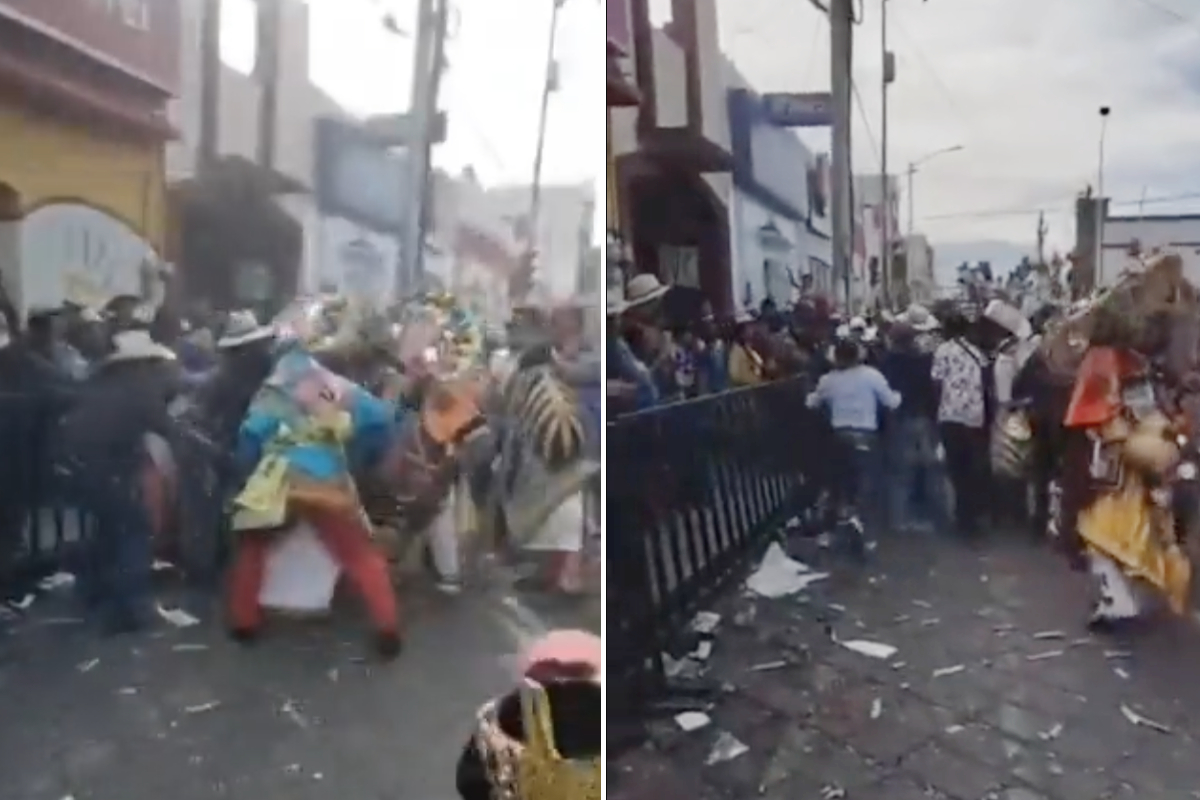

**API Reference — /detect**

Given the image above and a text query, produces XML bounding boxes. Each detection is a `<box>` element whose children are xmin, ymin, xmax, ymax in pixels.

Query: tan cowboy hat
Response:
<box><xmin>624</xmin><ymin>273</ymin><xmax>670</xmax><ymax>309</ymax></box>
<box><xmin>218</xmin><ymin>309</ymin><xmax>276</xmax><ymax>348</ymax></box>
<box><xmin>104</xmin><ymin>329</ymin><xmax>176</xmax><ymax>364</ymax></box>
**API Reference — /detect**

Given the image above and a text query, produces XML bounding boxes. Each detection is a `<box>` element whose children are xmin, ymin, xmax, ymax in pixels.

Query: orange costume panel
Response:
<box><xmin>1064</xmin><ymin>346</ymin><xmax>1146</xmax><ymax>429</ymax></box>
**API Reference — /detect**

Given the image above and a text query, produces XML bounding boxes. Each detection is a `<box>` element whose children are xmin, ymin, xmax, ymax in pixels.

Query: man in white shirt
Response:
<box><xmin>931</xmin><ymin>312</ymin><xmax>990</xmax><ymax>536</ymax></box>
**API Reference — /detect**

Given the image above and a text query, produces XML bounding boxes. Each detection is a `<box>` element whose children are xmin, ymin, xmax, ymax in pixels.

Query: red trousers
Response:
<box><xmin>227</xmin><ymin>507</ymin><xmax>400</xmax><ymax>633</ymax></box>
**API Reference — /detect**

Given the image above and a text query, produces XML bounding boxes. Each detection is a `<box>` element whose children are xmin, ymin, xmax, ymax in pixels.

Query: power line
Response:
<box><xmin>919</xmin><ymin>190</ymin><xmax>1200</xmax><ymax>222</ymax></box>
<box><xmin>851</xmin><ymin>79</ymin><xmax>880</xmax><ymax>172</ymax></box>
<box><xmin>889</xmin><ymin>15</ymin><xmax>970</xmax><ymax>131</ymax></box>
<box><xmin>1128</xmin><ymin>0</ymin><xmax>1199</xmax><ymax>25</ymax></box>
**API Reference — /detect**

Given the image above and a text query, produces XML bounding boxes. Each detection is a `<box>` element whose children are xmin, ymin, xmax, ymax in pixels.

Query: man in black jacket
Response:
<box><xmin>58</xmin><ymin>329</ymin><xmax>180</xmax><ymax>633</ymax></box>
<box><xmin>880</xmin><ymin>323</ymin><xmax>951</xmax><ymax>535</ymax></box>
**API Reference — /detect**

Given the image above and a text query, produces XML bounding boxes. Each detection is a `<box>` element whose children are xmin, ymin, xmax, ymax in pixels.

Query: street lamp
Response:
<box><xmin>1096</xmin><ymin>106</ymin><xmax>1111</xmax><ymax>287</ymax></box>
<box><xmin>905</xmin><ymin>144</ymin><xmax>964</xmax><ymax>238</ymax></box>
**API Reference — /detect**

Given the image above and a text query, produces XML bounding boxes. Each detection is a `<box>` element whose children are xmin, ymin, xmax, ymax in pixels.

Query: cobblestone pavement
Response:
<box><xmin>0</xmin><ymin>580</ymin><xmax>592</xmax><ymax>800</ymax></box>
<box><xmin>612</xmin><ymin>530</ymin><xmax>1200</xmax><ymax>800</ymax></box>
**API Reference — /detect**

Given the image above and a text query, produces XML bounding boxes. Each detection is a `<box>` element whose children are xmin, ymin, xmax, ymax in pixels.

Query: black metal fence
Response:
<box><xmin>0</xmin><ymin>391</ymin><xmax>91</xmax><ymax>600</ymax></box>
<box><xmin>607</xmin><ymin>377</ymin><xmax>819</xmax><ymax>739</ymax></box>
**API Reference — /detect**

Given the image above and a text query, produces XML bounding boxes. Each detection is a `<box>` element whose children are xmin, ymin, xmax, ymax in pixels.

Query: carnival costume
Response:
<box><xmin>226</xmin><ymin>300</ymin><xmax>401</xmax><ymax>654</ymax></box>
<box><xmin>456</xmin><ymin>630</ymin><xmax>601</xmax><ymax>800</ymax></box>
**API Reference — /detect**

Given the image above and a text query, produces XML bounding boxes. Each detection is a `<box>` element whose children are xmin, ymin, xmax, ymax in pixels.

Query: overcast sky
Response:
<box><xmin>301</xmin><ymin>0</ymin><xmax>602</xmax><ymax>191</ymax></box>
<box><xmin>717</xmin><ymin>0</ymin><xmax>1200</xmax><ymax>260</ymax></box>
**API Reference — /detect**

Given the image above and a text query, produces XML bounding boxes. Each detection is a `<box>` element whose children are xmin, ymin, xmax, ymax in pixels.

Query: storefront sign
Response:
<box><xmin>0</xmin><ymin>0</ymin><xmax>181</xmax><ymax>92</ymax></box>
<box><xmin>760</xmin><ymin>92</ymin><xmax>833</xmax><ymax>128</ymax></box>
<box><xmin>313</xmin><ymin>117</ymin><xmax>410</xmax><ymax>234</ymax></box>
<box><xmin>19</xmin><ymin>202</ymin><xmax>156</xmax><ymax>314</ymax></box>
<box><xmin>607</xmin><ymin>0</ymin><xmax>632</xmax><ymax>55</ymax></box>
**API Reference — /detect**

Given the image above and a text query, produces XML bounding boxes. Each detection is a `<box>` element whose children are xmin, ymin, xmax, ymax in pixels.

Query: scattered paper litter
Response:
<box><xmin>675</xmin><ymin>711</ymin><xmax>711</xmax><ymax>732</ymax></box>
<box><xmin>869</xmin><ymin>698</ymin><xmax>883</xmax><ymax>720</ymax></box>
<box><xmin>1026</xmin><ymin>650</ymin><xmax>1065</xmax><ymax>662</ymax></box>
<box><xmin>932</xmin><ymin>665</ymin><xmax>966</xmax><ymax>678</ymax></box>
<box><xmin>945</xmin><ymin>725</ymin><xmax>965</xmax><ymax>735</ymax></box>
<box><xmin>77</xmin><ymin>658</ymin><xmax>100</xmax><ymax>673</ymax></box>
<box><xmin>1114</xmin><ymin>667</ymin><xmax>1131</xmax><ymax>681</ymax></box>
<box><xmin>691</xmin><ymin>611</ymin><xmax>721</xmax><ymax>635</ymax></box>
<box><xmin>9</xmin><ymin>593</ymin><xmax>35</xmax><ymax>611</ymax></box>
<box><xmin>171</xmin><ymin>643</ymin><xmax>209</xmax><ymax>652</ymax></box>
<box><xmin>1120</xmin><ymin>704</ymin><xmax>1171</xmax><ymax>734</ymax></box>
<box><xmin>748</xmin><ymin>660</ymin><xmax>787</xmax><ymax>672</ymax></box>
<box><xmin>746</xmin><ymin>543</ymin><xmax>828</xmax><ymax>598</ymax></box>
<box><xmin>1033</xmin><ymin>630</ymin><xmax>1066</xmax><ymax>640</ymax></box>
<box><xmin>156</xmin><ymin>604</ymin><xmax>200</xmax><ymax>628</ymax></box>
<box><xmin>706</xmin><ymin>731</ymin><xmax>749</xmax><ymax>765</ymax></box>
<box><xmin>838</xmin><ymin>638</ymin><xmax>897</xmax><ymax>660</ymax></box>
<box><xmin>185</xmin><ymin>701</ymin><xmax>220</xmax><ymax>714</ymax></box>
<box><xmin>912</xmin><ymin>599</ymin><xmax>933</xmax><ymax>609</ymax></box>
<box><xmin>152</xmin><ymin>559</ymin><xmax>175</xmax><ymax>572</ymax></box>
<box><xmin>1038</xmin><ymin>723</ymin><xmax>1064</xmax><ymax>741</ymax></box>
<box><xmin>1104</xmin><ymin>649</ymin><xmax>1133</xmax><ymax>660</ymax></box>
<box><xmin>38</xmin><ymin>572</ymin><xmax>75</xmax><ymax>591</ymax></box>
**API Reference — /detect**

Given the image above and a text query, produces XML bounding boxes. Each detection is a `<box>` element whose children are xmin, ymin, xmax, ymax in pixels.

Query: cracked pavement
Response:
<box><xmin>0</xmin><ymin>581</ymin><xmax>592</xmax><ymax>800</ymax></box>
<box><xmin>612</xmin><ymin>529</ymin><xmax>1200</xmax><ymax>799</ymax></box>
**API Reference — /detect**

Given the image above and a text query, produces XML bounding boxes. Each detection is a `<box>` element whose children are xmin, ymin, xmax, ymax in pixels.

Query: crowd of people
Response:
<box><xmin>606</xmin><ymin>269</ymin><xmax>1047</xmax><ymax>536</ymax></box>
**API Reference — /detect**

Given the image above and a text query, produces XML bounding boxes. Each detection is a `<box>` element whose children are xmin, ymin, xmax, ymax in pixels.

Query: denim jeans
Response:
<box><xmin>886</xmin><ymin>416</ymin><xmax>952</xmax><ymax>534</ymax></box>
<box><xmin>833</xmin><ymin>429</ymin><xmax>882</xmax><ymax>537</ymax></box>
<box><xmin>76</xmin><ymin>472</ymin><xmax>154</xmax><ymax>630</ymax></box>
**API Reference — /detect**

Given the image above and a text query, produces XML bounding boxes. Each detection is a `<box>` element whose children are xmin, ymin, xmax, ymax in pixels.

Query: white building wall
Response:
<box><xmin>729</xmin><ymin>189</ymin><xmax>805</xmax><ymax>314</ymax></box>
<box><xmin>1102</xmin><ymin>215</ymin><xmax>1200</xmax><ymax>287</ymax></box>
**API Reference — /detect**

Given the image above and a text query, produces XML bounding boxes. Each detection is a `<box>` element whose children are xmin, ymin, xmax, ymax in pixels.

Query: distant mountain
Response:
<box><xmin>932</xmin><ymin>240</ymin><xmax>1034</xmax><ymax>286</ymax></box>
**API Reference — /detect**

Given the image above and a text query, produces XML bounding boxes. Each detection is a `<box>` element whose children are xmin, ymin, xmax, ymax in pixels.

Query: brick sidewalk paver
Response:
<box><xmin>0</xmin><ymin>584</ymin><xmax>587</xmax><ymax>800</ymax></box>
<box><xmin>613</xmin><ymin>531</ymin><xmax>1200</xmax><ymax>800</ymax></box>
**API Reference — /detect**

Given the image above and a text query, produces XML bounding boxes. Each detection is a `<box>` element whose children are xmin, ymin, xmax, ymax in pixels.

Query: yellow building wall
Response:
<box><xmin>0</xmin><ymin>102</ymin><xmax>165</xmax><ymax>249</ymax></box>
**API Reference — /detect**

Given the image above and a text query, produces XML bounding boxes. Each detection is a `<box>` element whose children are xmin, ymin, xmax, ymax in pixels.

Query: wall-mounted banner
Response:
<box><xmin>760</xmin><ymin>92</ymin><xmax>833</xmax><ymax>128</ymax></box>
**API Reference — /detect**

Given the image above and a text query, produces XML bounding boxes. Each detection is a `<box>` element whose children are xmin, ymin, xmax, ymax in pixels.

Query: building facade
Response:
<box><xmin>726</xmin><ymin>81</ymin><xmax>810</xmax><ymax>314</ymax></box>
<box><xmin>0</xmin><ymin>0</ymin><xmax>181</xmax><ymax>318</ymax></box>
<box><xmin>169</xmin><ymin>0</ymin><xmax>408</xmax><ymax>311</ymax></box>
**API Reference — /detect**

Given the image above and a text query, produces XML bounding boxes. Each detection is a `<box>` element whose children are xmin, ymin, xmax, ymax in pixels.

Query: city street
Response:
<box><xmin>0</xmin><ymin>578</ymin><xmax>588</xmax><ymax>800</ymax></box>
<box><xmin>612</xmin><ymin>529</ymin><xmax>1200</xmax><ymax>799</ymax></box>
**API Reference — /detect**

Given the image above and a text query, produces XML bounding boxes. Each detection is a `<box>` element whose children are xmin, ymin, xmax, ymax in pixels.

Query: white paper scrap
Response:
<box><xmin>675</xmin><ymin>711</ymin><xmax>711</xmax><ymax>732</ymax></box>
<box><xmin>746</xmin><ymin>543</ymin><xmax>828</xmax><ymax>598</ymax></box>
<box><xmin>838</xmin><ymin>639</ymin><xmax>897</xmax><ymax>660</ymax></box>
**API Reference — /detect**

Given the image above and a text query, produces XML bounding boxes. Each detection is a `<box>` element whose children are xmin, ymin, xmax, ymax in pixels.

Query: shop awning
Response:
<box><xmin>0</xmin><ymin>49</ymin><xmax>176</xmax><ymax>140</ymax></box>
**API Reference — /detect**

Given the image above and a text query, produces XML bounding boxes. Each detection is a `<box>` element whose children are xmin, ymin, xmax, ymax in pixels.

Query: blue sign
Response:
<box><xmin>760</xmin><ymin>92</ymin><xmax>833</xmax><ymax>128</ymax></box>
<box><xmin>313</xmin><ymin>117</ymin><xmax>410</xmax><ymax>234</ymax></box>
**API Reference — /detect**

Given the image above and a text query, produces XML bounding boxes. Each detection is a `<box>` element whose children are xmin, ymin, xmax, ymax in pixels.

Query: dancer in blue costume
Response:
<box><xmin>225</xmin><ymin>299</ymin><xmax>403</xmax><ymax>658</ymax></box>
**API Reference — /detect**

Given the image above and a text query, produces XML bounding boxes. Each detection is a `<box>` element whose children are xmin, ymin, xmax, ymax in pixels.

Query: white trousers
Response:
<box><xmin>1089</xmin><ymin>551</ymin><xmax>1144</xmax><ymax>620</ymax></box>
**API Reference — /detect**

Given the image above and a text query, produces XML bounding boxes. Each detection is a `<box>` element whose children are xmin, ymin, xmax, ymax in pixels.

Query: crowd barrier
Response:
<box><xmin>606</xmin><ymin>377</ymin><xmax>819</xmax><ymax>743</ymax></box>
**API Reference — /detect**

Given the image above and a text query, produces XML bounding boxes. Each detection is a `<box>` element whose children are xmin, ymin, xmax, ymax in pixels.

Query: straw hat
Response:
<box><xmin>900</xmin><ymin>303</ymin><xmax>940</xmax><ymax>332</ymax></box>
<box><xmin>624</xmin><ymin>273</ymin><xmax>670</xmax><ymax>309</ymax></box>
<box><xmin>218</xmin><ymin>310</ymin><xmax>276</xmax><ymax>349</ymax></box>
<box><xmin>104</xmin><ymin>329</ymin><xmax>176</xmax><ymax>364</ymax></box>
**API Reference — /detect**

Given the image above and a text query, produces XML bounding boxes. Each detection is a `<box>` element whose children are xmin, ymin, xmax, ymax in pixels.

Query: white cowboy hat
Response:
<box><xmin>984</xmin><ymin>299</ymin><xmax>1033</xmax><ymax>340</ymax></box>
<box><xmin>901</xmin><ymin>303</ymin><xmax>940</xmax><ymax>332</ymax></box>
<box><xmin>105</xmin><ymin>329</ymin><xmax>176</xmax><ymax>364</ymax></box>
<box><xmin>624</xmin><ymin>273</ymin><xmax>670</xmax><ymax>309</ymax></box>
<box><xmin>849</xmin><ymin>316</ymin><xmax>868</xmax><ymax>331</ymax></box>
<box><xmin>218</xmin><ymin>310</ymin><xmax>276</xmax><ymax>348</ymax></box>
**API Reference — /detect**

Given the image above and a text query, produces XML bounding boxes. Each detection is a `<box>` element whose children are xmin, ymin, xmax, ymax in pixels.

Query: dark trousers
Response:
<box><xmin>939</xmin><ymin>422</ymin><xmax>990</xmax><ymax>535</ymax></box>
<box><xmin>77</xmin><ymin>472</ymin><xmax>154</xmax><ymax>629</ymax></box>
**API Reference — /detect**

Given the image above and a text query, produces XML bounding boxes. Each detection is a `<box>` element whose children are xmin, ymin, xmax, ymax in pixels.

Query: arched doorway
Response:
<box><xmin>618</xmin><ymin>156</ymin><xmax>732</xmax><ymax>316</ymax></box>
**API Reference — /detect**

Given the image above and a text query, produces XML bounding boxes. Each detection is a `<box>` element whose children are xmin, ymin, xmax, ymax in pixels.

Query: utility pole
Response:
<box><xmin>519</xmin><ymin>0</ymin><xmax>567</xmax><ymax>302</ymax></box>
<box><xmin>255</xmin><ymin>0</ymin><xmax>283</xmax><ymax>170</ymax></box>
<box><xmin>197</xmin><ymin>0</ymin><xmax>222</xmax><ymax>173</ymax></box>
<box><xmin>829</xmin><ymin>0</ymin><xmax>855</xmax><ymax>313</ymax></box>
<box><xmin>399</xmin><ymin>0</ymin><xmax>446</xmax><ymax>297</ymax></box>
<box><xmin>1036</xmin><ymin>210</ymin><xmax>1047</xmax><ymax>266</ymax></box>
<box><xmin>879</xmin><ymin>0</ymin><xmax>895</xmax><ymax>310</ymax></box>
